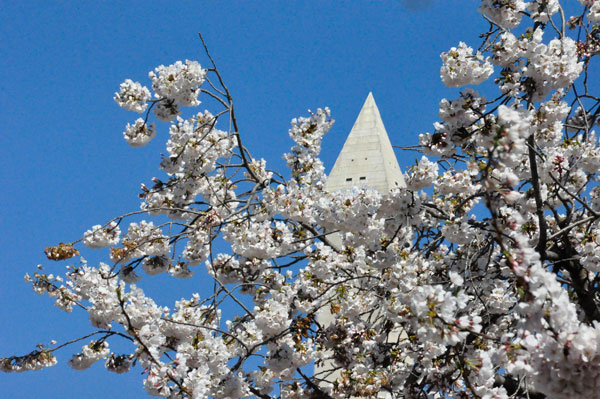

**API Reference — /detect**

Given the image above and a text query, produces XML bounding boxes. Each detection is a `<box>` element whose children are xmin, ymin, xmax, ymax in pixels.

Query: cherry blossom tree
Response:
<box><xmin>3</xmin><ymin>1</ymin><xmax>600</xmax><ymax>398</ymax></box>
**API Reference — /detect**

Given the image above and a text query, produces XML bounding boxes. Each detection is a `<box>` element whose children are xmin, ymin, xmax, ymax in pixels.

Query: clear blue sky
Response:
<box><xmin>0</xmin><ymin>1</ymin><xmax>495</xmax><ymax>397</ymax></box>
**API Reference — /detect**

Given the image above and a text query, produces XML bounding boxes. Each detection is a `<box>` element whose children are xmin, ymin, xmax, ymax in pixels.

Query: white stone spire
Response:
<box><xmin>316</xmin><ymin>94</ymin><xmax>406</xmax><ymax>394</ymax></box>
<box><xmin>326</xmin><ymin>92</ymin><xmax>405</xmax><ymax>193</ymax></box>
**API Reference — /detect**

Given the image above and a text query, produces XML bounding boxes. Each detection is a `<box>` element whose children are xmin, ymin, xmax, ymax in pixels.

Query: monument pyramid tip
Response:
<box><xmin>350</xmin><ymin>91</ymin><xmax>384</xmax><ymax>140</ymax></box>
<box><xmin>364</xmin><ymin>91</ymin><xmax>375</xmax><ymax>106</ymax></box>
<box><xmin>326</xmin><ymin>93</ymin><xmax>406</xmax><ymax>193</ymax></box>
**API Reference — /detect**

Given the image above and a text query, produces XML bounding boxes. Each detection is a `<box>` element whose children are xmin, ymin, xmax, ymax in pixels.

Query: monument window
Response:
<box><xmin>346</xmin><ymin>178</ymin><xmax>352</xmax><ymax>182</ymax></box>
<box><xmin>359</xmin><ymin>176</ymin><xmax>366</xmax><ymax>180</ymax></box>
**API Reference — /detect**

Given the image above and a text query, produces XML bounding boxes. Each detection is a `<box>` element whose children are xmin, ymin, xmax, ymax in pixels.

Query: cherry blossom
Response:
<box><xmin>478</xmin><ymin>0</ymin><xmax>526</xmax><ymax>29</ymax></box>
<box><xmin>440</xmin><ymin>42</ymin><xmax>494</xmax><ymax>88</ymax></box>
<box><xmin>82</xmin><ymin>222</ymin><xmax>121</xmax><ymax>249</ymax></box>
<box><xmin>114</xmin><ymin>79</ymin><xmax>151</xmax><ymax>113</ymax></box>
<box><xmin>122</xmin><ymin>118</ymin><xmax>156</xmax><ymax>147</ymax></box>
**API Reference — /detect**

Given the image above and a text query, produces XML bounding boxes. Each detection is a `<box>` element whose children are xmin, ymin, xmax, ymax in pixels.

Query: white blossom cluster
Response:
<box><xmin>149</xmin><ymin>60</ymin><xmax>206</xmax><ymax>107</ymax></box>
<box><xmin>115</xmin><ymin>60</ymin><xmax>208</xmax><ymax>147</ymax></box>
<box><xmin>284</xmin><ymin>107</ymin><xmax>333</xmax><ymax>185</ymax></box>
<box><xmin>7</xmin><ymin>2</ymin><xmax>600</xmax><ymax>399</ymax></box>
<box><xmin>109</xmin><ymin>221</ymin><xmax>169</xmax><ymax>265</ymax></box>
<box><xmin>160</xmin><ymin>111</ymin><xmax>234</xmax><ymax>176</ymax></box>
<box><xmin>440</xmin><ymin>42</ymin><xmax>494</xmax><ymax>88</ymax></box>
<box><xmin>123</xmin><ymin>118</ymin><xmax>156</xmax><ymax>147</ymax></box>
<box><xmin>114</xmin><ymin>79</ymin><xmax>151</xmax><ymax>113</ymax></box>
<box><xmin>0</xmin><ymin>348</ymin><xmax>57</xmax><ymax>372</ymax></box>
<box><xmin>406</xmin><ymin>156</ymin><xmax>438</xmax><ymax>191</ymax></box>
<box><xmin>478</xmin><ymin>0</ymin><xmax>526</xmax><ymax>29</ymax></box>
<box><xmin>82</xmin><ymin>222</ymin><xmax>121</xmax><ymax>249</ymax></box>
<box><xmin>68</xmin><ymin>341</ymin><xmax>110</xmax><ymax>370</ymax></box>
<box><xmin>528</xmin><ymin>0</ymin><xmax>560</xmax><ymax>23</ymax></box>
<box><xmin>224</xmin><ymin>220</ymin><xmax>301</xmax><ymax>259</ymax></box>
<box><xmin>491</xmin><ymin>31</ymin><xmax>522</xmax><ymax>67</ymax></box>
<box><xmin>587</xmin><ymin>0</ymin><xmax>600</xmax><ymax>21</ymax></box>
<box><xmin>525</xmin><ymin>36</ymin><xmax>584</xmax><ymax>98</ymax></box>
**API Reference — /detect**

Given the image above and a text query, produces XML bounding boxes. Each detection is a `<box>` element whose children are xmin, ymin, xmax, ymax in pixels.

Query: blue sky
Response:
<box><xmin>1</xmin><ymin>1</ymin><xmax>495</xmax><ymax>397</ymax></box>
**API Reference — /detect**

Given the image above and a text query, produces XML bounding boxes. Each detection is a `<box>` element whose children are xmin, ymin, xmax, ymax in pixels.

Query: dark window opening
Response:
<box><xmin>346</xmin><ymin>178</ymin><xmax>352</xmax><ymax>182</ymax></box>
<box><xmin>359</xmin><ymin>176</ymin><xmax>366</xmax><ymax>180</ymax></box>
